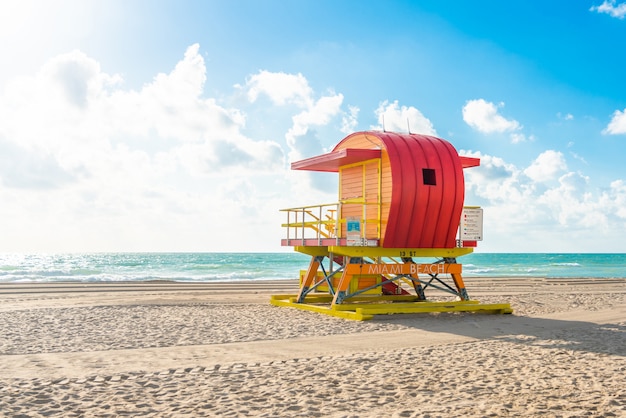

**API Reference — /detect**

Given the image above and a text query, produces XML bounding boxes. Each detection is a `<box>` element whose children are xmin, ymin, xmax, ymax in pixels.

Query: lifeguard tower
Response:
<box><xmin>271</xmin><ymin>131</ymin><xmax>512</xmax><ymax>320</ymax></box>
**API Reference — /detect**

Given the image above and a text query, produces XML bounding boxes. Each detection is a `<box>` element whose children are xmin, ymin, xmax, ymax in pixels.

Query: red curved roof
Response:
<box><xmin>335</xmin><ymin>131</ymin><xmax>471</xmax><ymax>249</ymax></box>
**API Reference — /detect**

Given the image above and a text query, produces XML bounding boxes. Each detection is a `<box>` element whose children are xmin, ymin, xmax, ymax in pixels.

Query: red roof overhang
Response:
<box><xmin>291</xmin><ymin>148</ymin><xmax>381</xmax><ymax>172</ymax></box>
<box><xmin>460</xmin><ymin>156</ymin><xmax>480</xmax><ymax>169</ymax></box>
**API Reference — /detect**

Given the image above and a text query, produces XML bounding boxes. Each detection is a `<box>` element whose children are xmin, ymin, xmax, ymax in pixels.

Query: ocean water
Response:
<box><xmin>462</xmin><ymin>253</ymin><xmax>626</xmax><ymax>278</ymax></box>
<box><xmin>0</xmin><ymin>252</ymin><xmax>624</xmax><ymax>283</ymax></box>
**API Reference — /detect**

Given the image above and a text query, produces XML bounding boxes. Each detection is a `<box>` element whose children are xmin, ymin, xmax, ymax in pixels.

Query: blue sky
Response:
<box><xmin>0</xmin><ymin>0</ymin><xmax>625</xmax><ymax>253</ymax></box>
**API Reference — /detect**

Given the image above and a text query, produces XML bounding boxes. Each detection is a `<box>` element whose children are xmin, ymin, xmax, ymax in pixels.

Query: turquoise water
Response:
<box><xmin>462</xmin><ymin>253</ymin><xmax>625</xmax><ymax>278</ymax></box>
<box><xmin>0</xmin><ymin>252</ymin><xmax>624</xmax><ymax>283</ymax></box>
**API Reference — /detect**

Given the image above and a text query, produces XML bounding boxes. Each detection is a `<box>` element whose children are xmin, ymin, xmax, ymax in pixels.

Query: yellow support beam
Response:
<box><xmin>327</xmin><ymin>246</ymin><xmax>474</xmax><ymax>258</ymax></box>
<box><xmin>293</xmin><ymin>246</ymin><xmax>330</xmax><ymax>257</ymax></box>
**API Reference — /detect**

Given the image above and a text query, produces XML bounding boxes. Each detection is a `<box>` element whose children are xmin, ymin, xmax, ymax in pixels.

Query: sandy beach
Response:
<box><xmin>0</xmin><ymin>277</ymin><xmax>624</xmax><ymax>417</ymax></box>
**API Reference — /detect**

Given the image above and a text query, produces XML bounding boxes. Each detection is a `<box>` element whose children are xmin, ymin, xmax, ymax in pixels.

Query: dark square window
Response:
<box><xmin>423</xmin><ymin>168</ymin><xmax>436</xmax><ymax>186</ymax></box>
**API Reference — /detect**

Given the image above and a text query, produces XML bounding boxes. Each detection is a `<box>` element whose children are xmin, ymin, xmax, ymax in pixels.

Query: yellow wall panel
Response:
<box><xmin>336</xmin><ymin>133</ymin><xmax>393</xmax><ymax>243</ymax></box>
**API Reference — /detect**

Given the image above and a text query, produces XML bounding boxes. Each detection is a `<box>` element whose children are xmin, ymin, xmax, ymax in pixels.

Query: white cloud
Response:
<box><xmin>289</xmin><ymin>94</ymin><xmax>344</xmax><ymax>137</ymax></box>
<box><xmin>283</xmin><ymin>92</ymin><xmax>344</xmax><ymax>163</ymax></box>
<box><xmin>539</xmin><ymin>172</ymin><xmax>591</xmax><ymax>226</ymax></box>
<box><xmin>602</xmin><ymin>108</ymin><xmax>626</xmax><ymax>134</ymax></box>
<box><xmin>461</xmin><ymin>150</ymin><xmax>523</xmax><ymax>202</ymax></box>
<box><xmin>556</xmin><ymin>112</ymin><xmax>574</xmax><ymax>124</ymax></box>
<box><xmin>372</xmin><ymin>100</ymin><xmax>437</xmax><ymax>136</ymax></box>
<box><xmin>603</xmin><ymin>180</ymin><xmax>626</xmax><ymax>219</ymax></box>
<box><xmin>0</xmin><ymin>135</ymin><xmax>78</xmax><ymax>189</ymax></box>
<box><xmin>0</xmin><ymin>44</ymin><xmax>304</xmax><ymax>252</ymax></box>
<box><xmin>510</xmin><ymin>133</ymin><xmax>526</xmax><ymax>144</ymax></box>
<box><xmin>341</xmin><ymin>105</ymin><xmax>359</xmax><ymax>134</ymax></box>
<box><xmin>590</xmin><ymin>1</ymin><xmax>626</xmax><ymax>19</ymax></box>
<box><xmin>242</xmin><ymin>70</ymin><xmax>346</xmax><ymax>163</ymax></box>
<box><xmin>245</xmin><ymin>70</ymin><xmax>313</xmax><ymax>107</ymax></box>
<box><xmin>462</xmin><ymin>99</ymin><xmax>524</xmax><ymax>143</ymax></box>
<box><xmin>460</xmin><ymin>149</ymin><xmax>626</xmax><ymax>251</ymax></box>
<box><xmin>523</xmin><ymin>150</ymin><xmax>567</xmax><ymax>183</ymax></box>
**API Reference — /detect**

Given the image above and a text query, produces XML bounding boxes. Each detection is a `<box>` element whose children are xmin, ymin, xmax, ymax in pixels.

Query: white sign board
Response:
<box><xmin>460</xmin><ymin>207</ymin><xmax>483</xmax><ymax>241</ymax></box>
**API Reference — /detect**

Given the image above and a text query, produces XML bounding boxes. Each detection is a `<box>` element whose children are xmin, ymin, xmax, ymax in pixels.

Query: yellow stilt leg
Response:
<box><xmin>403</xmin><ymin>257</ymin><xmax>426</xmax><ymax>300</ymax></box>
<box><xmin>331</xmin><ymin>257</ymin><xmax>361</xmax><ymax>305</ymax></box>
<box><xmin>451</xmin><ymin>272</ymin><xmax>470</xmax><ymax>300</ymax></box>
<box><xmin>296</xmin><ymin>256</ymin><xmax>322</xmax><ymax>303</ymax></box>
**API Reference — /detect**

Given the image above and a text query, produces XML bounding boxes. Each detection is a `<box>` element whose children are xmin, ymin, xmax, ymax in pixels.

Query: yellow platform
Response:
<box><xmin>270</xmin><ymin>294</ymin><xmax>513</xmax><ymax>321</ymax></box>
